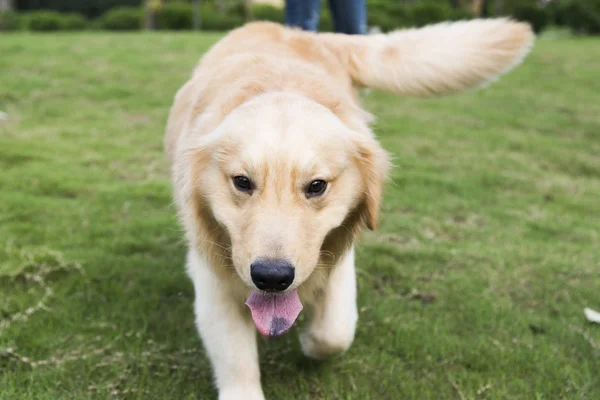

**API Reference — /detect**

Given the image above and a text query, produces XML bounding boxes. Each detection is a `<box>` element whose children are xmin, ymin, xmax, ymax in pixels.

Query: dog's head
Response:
<box><xmin>183</xmin><ymin>92</ymin><xmax>388</xmax><ymax>291</ymax></box>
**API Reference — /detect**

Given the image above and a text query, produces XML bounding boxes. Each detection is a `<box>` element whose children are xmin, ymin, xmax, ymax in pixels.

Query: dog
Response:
<box><xmin>165</xmin><ymin>20</ymin><xmax>533</xmax><ymax>399</ymax></box>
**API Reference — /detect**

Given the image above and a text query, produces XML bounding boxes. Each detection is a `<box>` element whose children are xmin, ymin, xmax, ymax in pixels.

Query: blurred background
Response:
<box><xmin>0</xmin><ymin>0</ymin><xmax>598</xmax><ymax>37</ymax></box>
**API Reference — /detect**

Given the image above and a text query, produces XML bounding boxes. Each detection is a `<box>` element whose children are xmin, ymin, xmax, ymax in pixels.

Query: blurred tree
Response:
<box><xmin>0</xmin><ymin>0</ymin><xmax>13</xmax><ymax>11</ymax></box>
<box><xmin>15</xmin><ymin>0</ymin><xmax>141</xmax><ymax>18</ymax></box>
<box><xmin>215</xmin><ymin>0</ymin><xmax>243</xmax><ymax>14</ymax></box>
<box><xmin>192</xmin><ymin>0</ymin><xmax>201</xmax><ymax>29</ymax></box>
<box><xmin>497</xmin><ymin>0</ymin><xmax>505</xmax><ymax>14</ymax></box>
<box><xmin>244</xmin><ymin>0</ymin><xmax>252</xmax><ymax>21</ymax></box>
<box><xmin>457</xmin><ymin>0</ymin><xmax>487</xmax><ymax>16</ymax></box>
<box><xmin>144</xmin><ymin>0</ymin><xmax>162</xmax><ymax>30</ymax></box>
<box><xmin>216</xmin><ymin>0</ymin><xmax>227</xmax><ymax>13</ymax></box>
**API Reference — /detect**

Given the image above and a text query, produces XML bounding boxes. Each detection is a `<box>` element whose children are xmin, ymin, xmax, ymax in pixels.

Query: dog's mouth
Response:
<box><xmin>245</xmin><ymin>290</ymin><xmax>303</xmax><ymax>337</ymax></box>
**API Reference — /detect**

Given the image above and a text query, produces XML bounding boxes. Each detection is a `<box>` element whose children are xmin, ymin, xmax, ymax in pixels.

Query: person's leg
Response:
<box><xmin>328</xmin><ymin>0</ymin><xmax>367</xmax><ymax>34</ymax></box>
<box><xmin>285</xmin><ymin>0</ymin><xmax>321</xmax><ymax>32</ymax></box>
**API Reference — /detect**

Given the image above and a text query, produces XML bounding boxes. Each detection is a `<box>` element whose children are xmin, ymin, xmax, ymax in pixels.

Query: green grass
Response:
<box><xmin>1</xmin><ymin>31</ymin><xmax>599</xmax><ymax>400</ymax></box>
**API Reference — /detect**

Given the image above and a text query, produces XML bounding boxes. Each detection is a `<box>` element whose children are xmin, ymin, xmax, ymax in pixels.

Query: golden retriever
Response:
<box><xmin>165</xmin><ymin>20</ymin><xmax>533</xmax><ymax>399</ymax></box>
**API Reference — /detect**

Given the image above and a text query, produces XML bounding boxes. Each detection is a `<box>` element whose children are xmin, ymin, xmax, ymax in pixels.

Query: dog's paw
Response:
<box><xmin>219</xmin><ymin>387</ymin><xmax>265</xmax><ymax>400</ymax></box>
<box><xmin>299</xmin><ymin>330</ymin><xmax>353</xmax><ymax>360</ymax></box>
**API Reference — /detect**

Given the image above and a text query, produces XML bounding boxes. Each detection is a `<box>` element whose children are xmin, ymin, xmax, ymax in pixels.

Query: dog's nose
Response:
<box><xmin>250</xmin><ymin>260</ymin><xmax>295</xmax><ymax>292</ymax></box>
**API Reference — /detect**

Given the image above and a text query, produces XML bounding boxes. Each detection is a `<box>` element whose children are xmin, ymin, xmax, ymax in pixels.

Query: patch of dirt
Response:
<box><xmin>0</xmin><ymin>240</ymin><xmax>84</xmax><ymax>334</ymax></box>
<box><xmin>0</xmin><ymin>328</ymin><xmax>209</xmax><ymax>398</ymax></box>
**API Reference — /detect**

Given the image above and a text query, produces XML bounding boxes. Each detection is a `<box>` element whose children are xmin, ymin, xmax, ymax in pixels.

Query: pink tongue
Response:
<box><xmin>245</xmin><ymin>290</ymin><xmax>303</xmax><ymax>336</ymax></box>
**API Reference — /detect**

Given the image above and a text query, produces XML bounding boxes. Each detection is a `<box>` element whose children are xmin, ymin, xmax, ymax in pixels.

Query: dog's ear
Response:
<box><xmin>352</xmin><ymin>134</ymin><xmax>390</xmax><ymax>231</ymax></box>
<box><xmin>172</xmin><ymin>133</ymin><xmax>215</xmax><ymax>218</ymax></box>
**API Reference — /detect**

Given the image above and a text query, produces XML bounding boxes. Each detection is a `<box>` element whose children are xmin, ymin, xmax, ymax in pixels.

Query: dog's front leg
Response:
<box><xmin>300</xmin><ymin>247</ymin><xmax>358</xmax><ymax>360</ymax></box>
<box><xmin>188</xmin><ymin>250</ymin><xmax>265</xmax><ymax>400</ymax></box>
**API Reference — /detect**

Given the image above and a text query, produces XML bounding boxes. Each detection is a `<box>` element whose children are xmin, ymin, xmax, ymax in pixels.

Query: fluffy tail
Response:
<box><xmin>320</xmin><ymin>18</ymin><xmax>534</xmax><ymax>97</ymax></box>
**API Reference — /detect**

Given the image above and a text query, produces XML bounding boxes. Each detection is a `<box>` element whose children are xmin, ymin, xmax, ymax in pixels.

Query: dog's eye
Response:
<box><xmin>233</xmin><ymin>176</ymin><xmax>253</xmax><ymax>192</ymax></box>
<box><xmin>306</xmin><ymin>180</ymin><xmax>327</xmax><ymax>198</ymax></box>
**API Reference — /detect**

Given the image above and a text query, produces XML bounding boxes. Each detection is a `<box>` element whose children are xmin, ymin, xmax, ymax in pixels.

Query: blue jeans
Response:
<box><xmin>285</xmin><ymin>0</ymin><xmax>367</xmax><ymax>34</ymax></box>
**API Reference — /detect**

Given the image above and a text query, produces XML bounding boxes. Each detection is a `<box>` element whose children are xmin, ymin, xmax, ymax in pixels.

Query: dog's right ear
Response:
<box><xmin>174</xmin><ymin>138</ymin><xmax>231</xmax><ymax>260</ymax></box>
<box><xmin>352</xmin><ymin>134</ymin><xmax>390</xmax><ymax>231</ymax></box>
<box><xmin>172</xmin><ymin>132</ymin><xmax>215</xmax><ymax>214</ymax></box>
<box><xmin>173</xmin><ymin>111</ymin><xmax>224</xmax><ymax>201</ymax></box>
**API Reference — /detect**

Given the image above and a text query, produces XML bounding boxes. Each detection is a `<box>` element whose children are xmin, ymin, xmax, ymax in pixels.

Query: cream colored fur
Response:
<box><xmin>165</xmin><ymin>21</ymin><xmax>533</xmax><ymax>400</ymax></box>
<box><xmin>320</xmin><ymin>18</ymin><xmax>534</xmax><ymax>96</ymax></box>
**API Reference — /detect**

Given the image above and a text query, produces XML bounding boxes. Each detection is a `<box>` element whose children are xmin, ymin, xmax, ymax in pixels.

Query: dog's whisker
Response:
<box><xmin>319</xmin><ymin>250</ymin><xmax>336</xmax><ymax>262</ymax></box>
<box><xmin>204</xmin><ymin>240</ymin><xmax>232</xmax><ymax>252</ymax></box>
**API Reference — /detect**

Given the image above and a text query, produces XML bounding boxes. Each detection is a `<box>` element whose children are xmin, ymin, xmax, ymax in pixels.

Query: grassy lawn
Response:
<box><xmin>1</xmin><ymin>31</ymin><xmax>599</xmax><ymax>399</ymax></box>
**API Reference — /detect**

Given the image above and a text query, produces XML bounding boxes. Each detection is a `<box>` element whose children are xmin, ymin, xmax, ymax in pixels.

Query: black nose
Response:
<box><xmin>250</xmin><ymin>260</ymin><xmax>295</xmax><ymax>292</ymax></box>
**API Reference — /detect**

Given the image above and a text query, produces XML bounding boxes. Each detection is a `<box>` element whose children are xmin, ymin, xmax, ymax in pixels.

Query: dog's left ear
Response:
<box><xmin>352</xmin><ymin>134</ymin><xmax>390</xmax><ymax>231</ymax></box>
